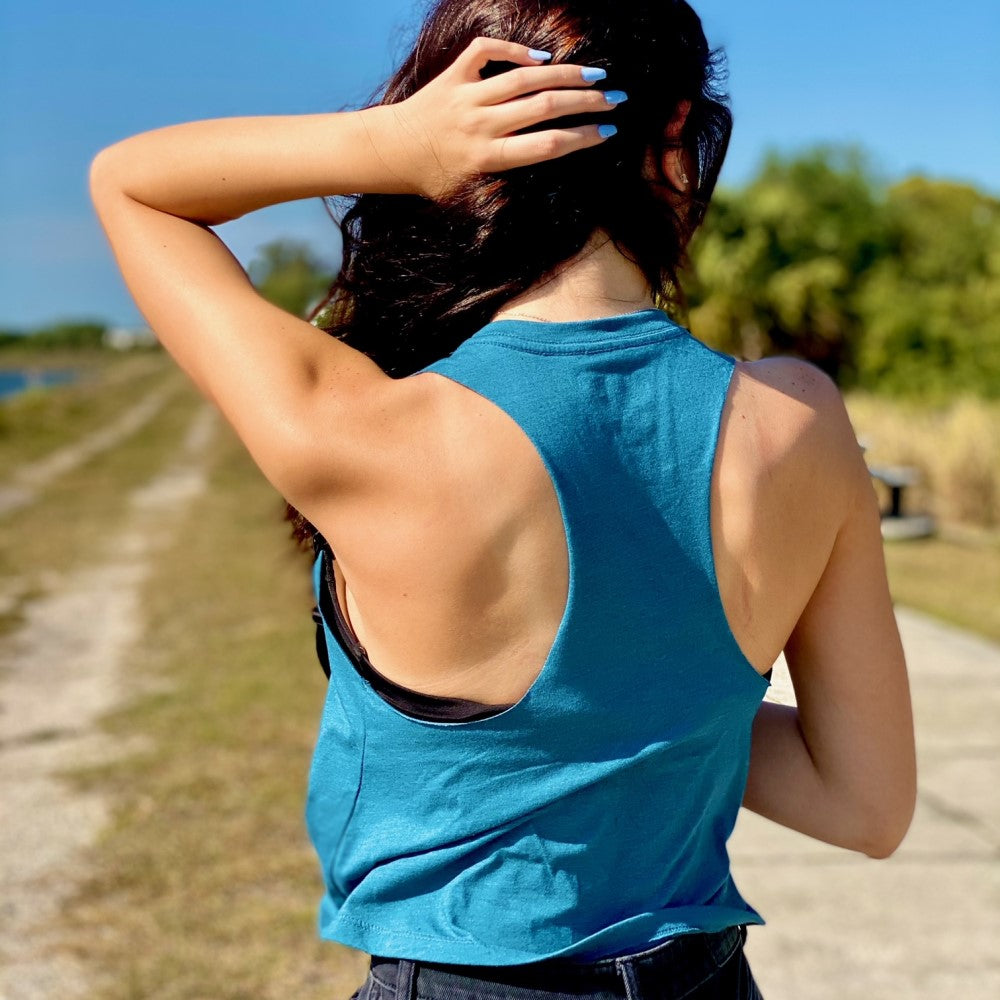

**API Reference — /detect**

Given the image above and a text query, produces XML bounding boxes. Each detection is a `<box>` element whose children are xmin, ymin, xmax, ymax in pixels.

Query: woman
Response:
<box><xmin>90</xmin><ymin>1</ymin><xmax>916</xmax><ymax>997</ymax></box>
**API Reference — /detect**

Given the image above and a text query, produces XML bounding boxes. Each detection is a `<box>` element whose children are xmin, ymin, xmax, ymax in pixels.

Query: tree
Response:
<box><xmin>683</xmin><ymin>147</ymin><xmax>1000</xmax><ymax>398</ymax></box>
<box><xmin>685</xmin><ymin>146</ymin><xmax>894</xmax><ymax>387</ymax></box>
<box><xmin>28</xmin><ymin>322</ymin><xmax>107</xmax><ymax>349</ymax></box>
<box><xmin>247</xmin><ymin>240</ymin><xmax>336</xmax><ymax>319</ymax></box>
<box><xmin>854</xmin><ymin>178</ymin><xmax>1000</xmax><ymax>399</ymax></box>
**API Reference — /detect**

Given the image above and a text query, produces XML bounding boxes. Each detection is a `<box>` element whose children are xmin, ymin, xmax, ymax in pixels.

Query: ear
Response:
<box><xmin>661</xmin><ymin>100</ymin><xmax>693</xmax><ymax>192</ymax></box>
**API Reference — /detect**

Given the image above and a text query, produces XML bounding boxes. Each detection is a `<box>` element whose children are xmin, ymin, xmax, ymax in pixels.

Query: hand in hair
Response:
<box><xmin>377</xmin><ymin>35</ymin><xmax>621</xmax><ymax>201</ymax></box>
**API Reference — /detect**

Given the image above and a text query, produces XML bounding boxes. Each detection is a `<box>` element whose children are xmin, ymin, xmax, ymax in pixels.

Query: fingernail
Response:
<box><xmin>581</xmin><ymin>66</ymin><xmax>607</xmax><ymax>82</ymax></box>
<box><xmin>603</xmin><ymin>90</ymin><xmax>629</xmax><ymax>105</ymax></box>
<box><xmin>529</xmin><ymin>48</ymin><xmax>552</xmax><ymax>61</ymax></box>
<box><xmin>598</xmin><ymin>124</ymin><xmax>618</xmax><ymax>139</ymax></box>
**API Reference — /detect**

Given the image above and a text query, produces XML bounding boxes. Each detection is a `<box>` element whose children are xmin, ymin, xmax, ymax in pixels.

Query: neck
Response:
<box><xmin>491</xmin><ymin>229</ymin><xmax>656</xmax><ymax>324</ymax></box>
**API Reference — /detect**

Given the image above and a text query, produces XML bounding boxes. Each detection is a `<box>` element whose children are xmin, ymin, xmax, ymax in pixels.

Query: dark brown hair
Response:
<box><xmin>290</xmin><ymin>0</ymin><xmax>731</xmax><ymax>546</ymax></box>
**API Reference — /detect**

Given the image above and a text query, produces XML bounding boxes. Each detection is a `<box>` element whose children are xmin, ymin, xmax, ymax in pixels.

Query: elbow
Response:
<box><xmin>89</xmin><ymin>146</ymin><xmax>123</xmax><ymax>207</ymax></box>
<box><xmin>857</xmin><ymin>785</ymin><xmax>917</xmax><ymax>860</ymax></box>
<box><xmin>861</xmin><ymin>830</ymin><xmax>906</xmax><ymax>860</ymax></box>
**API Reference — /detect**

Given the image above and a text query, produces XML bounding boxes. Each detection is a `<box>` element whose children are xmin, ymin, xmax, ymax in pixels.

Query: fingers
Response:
<box><xmin>454</xmin><ymin>36</ymin><xmax>609</xmax><ymax>104</ymax></box>
<box><xmin>453</xmin><ymin>36</ymin><xmax>554</xmax><ymax>83</ymax></box>
<box><xmin>491</xmin><ymin>86</ymin><xmax>625</xmax><ymax>136</ymax></box>
<box><xmin>493</xmin><ymin>124</ymin><xmax>617</xmax><ymax>172</ymax></box>
<box><xmin>476</xmin><ymin>63</ymin><xmax>609</xmax><ymax>107</ymax></box>
<box><xmin>446</xmin><ymin>36</ymin><xmax>621</xmax><ymax>177</ymax></box>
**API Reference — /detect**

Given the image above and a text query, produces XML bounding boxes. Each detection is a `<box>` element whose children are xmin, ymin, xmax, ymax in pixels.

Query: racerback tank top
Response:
<box><xmin>306</xmin><ymin>308</ymin><xmax>770</xmax><ymax>964</ymax></box>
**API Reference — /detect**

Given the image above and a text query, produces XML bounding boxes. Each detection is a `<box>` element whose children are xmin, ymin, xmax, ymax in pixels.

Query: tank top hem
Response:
<box><xmin>318</xmin><ymin>904</ymin><xmax>766</xmax><ymax>965</ymax></box>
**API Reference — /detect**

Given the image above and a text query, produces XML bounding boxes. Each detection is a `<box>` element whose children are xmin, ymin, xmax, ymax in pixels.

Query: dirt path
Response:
<box><xmin>0</xmin><ymin>403</ymin><xmax>217</xmax><ymax>1000</ymax></box>
<box><xmin>0</xmin><ymin>381</ymin><xmax>178</xmax><ymax>518</ymax></box>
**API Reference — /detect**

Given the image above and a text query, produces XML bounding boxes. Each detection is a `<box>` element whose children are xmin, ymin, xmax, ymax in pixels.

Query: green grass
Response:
<box><xmin>0</xmin><ymin>350</ymin><xmax>171</xmax><ymax>469</ymax></box>
<box><xmin>884</xmin><ymin>525</ymin><xmax>1000</xmax><ymax>642</ymax></box>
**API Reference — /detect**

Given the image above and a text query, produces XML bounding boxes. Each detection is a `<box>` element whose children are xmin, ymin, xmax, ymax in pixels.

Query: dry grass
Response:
<box><xmin>59</xmin><ymin>416</ymin><xmax>367</xmax><ymax>999</ymax></box>
<box><xmin>843</xmin><ymin>392</ymin><xmax>1000</xmax><ymax>638</ymax></box>
<box><xmin>845</xmin><ymin>392</ymin><xmax>1000</xmax><ymax>528</ymax></box>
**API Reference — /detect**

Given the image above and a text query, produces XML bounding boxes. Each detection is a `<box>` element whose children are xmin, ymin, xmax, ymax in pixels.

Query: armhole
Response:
<box><xmin>706</xmin><ymin>357</ymin><xmax>772</xmax><ymax>690</ymax></box>
<box><xmin>312</xmin><ymin>540</ymin><xmax>516</xmax><ymax>723</ymax></box>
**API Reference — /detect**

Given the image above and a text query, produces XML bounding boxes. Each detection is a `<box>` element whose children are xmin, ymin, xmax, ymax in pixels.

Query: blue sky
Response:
<box><xmin>1</xmin><ymin>0</ymin><xmax>998</xmax><ymax>329</ymax></box>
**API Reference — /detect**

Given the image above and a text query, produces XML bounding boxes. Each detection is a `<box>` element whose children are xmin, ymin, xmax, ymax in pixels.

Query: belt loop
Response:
<box><xmin>615</xmin><ymin>957</ymin><xmax>642</xmax><ymax>1000</ymax></box>
<box><xmin>396</xmin><ymin>958</ymin><xmax>418</xmax><ymax>1000</ymax></box>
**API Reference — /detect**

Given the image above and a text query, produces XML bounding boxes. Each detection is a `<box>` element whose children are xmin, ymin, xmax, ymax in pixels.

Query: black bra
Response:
<box><xmin>312</xmin><ymin>537</ymin><xmax>774</xmax><ymax>722</ymax></box>
<box><xmin>311</xmin><ymin>537</ymin><xmax>515</xmax><ymax>723</ymax></box>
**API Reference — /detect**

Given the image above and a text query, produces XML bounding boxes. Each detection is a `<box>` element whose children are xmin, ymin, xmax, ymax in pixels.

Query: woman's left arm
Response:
<box><xmin>89</xmin><ymin>37</ymin><xmax>617</xmax><ymax>516</ymax></box>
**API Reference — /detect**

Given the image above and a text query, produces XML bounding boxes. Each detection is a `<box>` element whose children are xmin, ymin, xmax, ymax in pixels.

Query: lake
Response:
<box><xmin>0</xmin><ymin>368</ymin><xmax>77</xmax><ymax>401</ymax></box>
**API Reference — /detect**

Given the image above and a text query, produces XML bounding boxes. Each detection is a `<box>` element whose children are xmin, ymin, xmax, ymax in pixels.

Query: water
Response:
<box><xmin>0</xmin><ymin>368</ymin><xmax>77</xmax><ymax>401</ymax></box>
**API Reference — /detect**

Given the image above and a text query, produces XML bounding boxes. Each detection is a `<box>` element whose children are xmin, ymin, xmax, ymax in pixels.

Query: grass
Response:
<box><xmin>59</xmin><ymin>412</ymin><xmax>368</xmax><ymax>999</ymax></box>
<box><xmin>0</xmin><ymin>360</ymin><xmax>194</xmax><ymax>638</ymax></box>
<box><xmin>843</xmin><ymin>390</ymin><xmax>1000</xmax><ymax>638</ymax></box>
<box><xmin>845</xmin><ymin>391</ymin><xmax>1000</xmax><ymax>528</ymax></box>
<box><xmin>0</xmin><ymin>349</ymin><xmax>171</xmax><ymax>469</ymax></box>
<box><xmin>884</xmin><ymin>525</ymin><xmax>1000</xmax><ymax>642</ymax></box>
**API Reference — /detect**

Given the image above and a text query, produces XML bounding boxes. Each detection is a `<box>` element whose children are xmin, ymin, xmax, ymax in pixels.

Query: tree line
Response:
<box><xmin>683</xmin><ymin>146</ymin><xmax>1000</xmax><ymax>400</ymax></box>
<box><xmin>0</xmin><ymin>322</ymin><xmax>107</xmax><ymax>350</ymax></box>
<box><xmin>7</xmin><ymin>146</ymin><xmax>996</xmax><ymax>399</ymax></box>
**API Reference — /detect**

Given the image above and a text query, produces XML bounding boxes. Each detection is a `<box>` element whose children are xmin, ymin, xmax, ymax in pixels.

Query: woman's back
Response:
<box><xmin>307</xmin><ymin>307</ymin><xmax>777</xmax><ymax>961</ymax></box>
<box><xmin>310</xmin><ymin>315</ymin><xmax>859</xmax><ymax>707</ymax></box>
<box><xmin>302</xmin><ymin>304</ymin><xmax>912</xmax><ymax>963</ymax></box>
<box><xmin>89</xmin><ymin>3</ymin><xmax>916</xmax><ymax>981</ymax></box>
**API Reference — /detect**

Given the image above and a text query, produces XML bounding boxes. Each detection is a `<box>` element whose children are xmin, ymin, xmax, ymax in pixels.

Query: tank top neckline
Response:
<box><xmin>474</xmin><ymin>308</ymin><xmax>686</xmax><ymax>352</ymax></box>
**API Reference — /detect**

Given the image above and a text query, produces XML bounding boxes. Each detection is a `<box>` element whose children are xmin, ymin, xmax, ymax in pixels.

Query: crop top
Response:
<box><xmin>305</xmin><ymin>309</ymin><xmax>771</xmax><ymax>964</ymax></box>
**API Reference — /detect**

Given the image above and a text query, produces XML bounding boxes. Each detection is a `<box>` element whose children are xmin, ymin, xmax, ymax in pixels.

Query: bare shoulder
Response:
<box><xmin>733</xmin><ymin>355</ymin><xmax>852</xmax><ymax>436</ymax></box>
<box><xmin>728</xmin><ymin>356</ymin><xmax>866</xmax><ymax>506</ymax></box>
<box><xmin>709</xmin><ymin>355</ymin><xmax>870</xmax><ymax>671</ymax></box>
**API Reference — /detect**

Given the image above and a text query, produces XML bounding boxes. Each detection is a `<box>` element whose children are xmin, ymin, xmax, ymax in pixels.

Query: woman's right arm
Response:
<box><xmin>741</xmin><ymin>375</ymin><xmax>917</xmax><ymax>858</ymax></box>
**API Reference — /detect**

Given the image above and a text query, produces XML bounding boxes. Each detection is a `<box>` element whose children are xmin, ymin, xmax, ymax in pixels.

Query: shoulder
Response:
<box><xmin>732</xmin><ymin>355</ymin><xmax>846</xmax><ymax>425</ymax></box>
<box><xmin>732</xmin><ymin>356</ymin><xmax>857</xmax><ymax>450</ymax></box>
<box><xmin>726</xmin><ymin>356</ymin><xmax>866</xmax><ymax>513</ymax></box>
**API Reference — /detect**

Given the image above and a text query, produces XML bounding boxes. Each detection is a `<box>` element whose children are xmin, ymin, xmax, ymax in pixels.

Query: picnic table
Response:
<box><xmin>867</xmin><ymin>463</ymin><xmax>935</xmax><ymax>539</ymax></box>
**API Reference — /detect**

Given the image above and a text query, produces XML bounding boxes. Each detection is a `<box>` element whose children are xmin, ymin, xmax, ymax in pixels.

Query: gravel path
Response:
<box><xmin>0</xmin><ymin>404</ymin><xmax>217</xmax><ymax>1000</ymax></box>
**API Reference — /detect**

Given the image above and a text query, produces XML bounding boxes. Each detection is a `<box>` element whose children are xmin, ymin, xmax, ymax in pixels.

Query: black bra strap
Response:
<box><xmin>310</xmin><ymin>537</ymin><xmax>514</xmax><ymax>722</ymax></box>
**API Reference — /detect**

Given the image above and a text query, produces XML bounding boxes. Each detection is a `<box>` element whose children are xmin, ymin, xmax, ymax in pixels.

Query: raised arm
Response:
<box><xmin>88</xmin><ymin>38</ymin><xmax>619</xmax><ymax>521</ymax></box>
<box><xmin>741</xmin><ymin>366</ymin><xmax>917</xmax><ymax>858</ymax></box>
<box><xmin>88</xmin><ymin>107</ymin><xmax>416</xmax><ymax>512</ymax></box>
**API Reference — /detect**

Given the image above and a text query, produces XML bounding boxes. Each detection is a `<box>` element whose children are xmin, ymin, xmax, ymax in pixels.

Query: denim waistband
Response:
<box><xmin>369</xmin><ymin>925</ymin><xmax>747</xmax><ymax>1000</ymax></box>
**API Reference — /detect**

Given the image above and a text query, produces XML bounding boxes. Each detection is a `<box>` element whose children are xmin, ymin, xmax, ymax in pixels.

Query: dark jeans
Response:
<box><xmin>354</xmin><ymin>926</ymin><xmax>764</xmax><ymax>1000</ymax></box>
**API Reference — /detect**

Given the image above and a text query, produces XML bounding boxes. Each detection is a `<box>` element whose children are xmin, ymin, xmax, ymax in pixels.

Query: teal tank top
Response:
<box><xmin>306</xmin><ymin>308</ymin><xmax>770</xmax><ymax>965</ymax></box>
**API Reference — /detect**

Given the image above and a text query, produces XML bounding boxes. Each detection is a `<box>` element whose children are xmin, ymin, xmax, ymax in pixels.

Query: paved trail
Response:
<box><xmin>0</xmin><ymin>403</ymin><xmax>217</xmax><ymax>1000</ymax></box>
<box><xmin>733</xmin><ymin>605</ymin><xmax>1000</xmax><ymax>1000</ymax></box>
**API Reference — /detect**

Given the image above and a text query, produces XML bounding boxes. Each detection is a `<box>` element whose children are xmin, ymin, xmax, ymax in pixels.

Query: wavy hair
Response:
<box><xmin>290</xmin><ymin>0</ymin><xmax>731</xmax><ymax>545</ymax></box>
